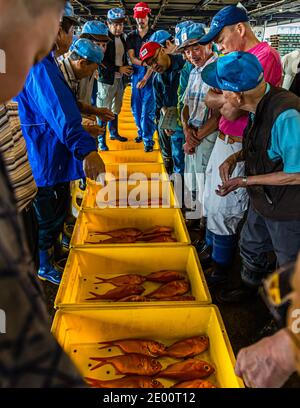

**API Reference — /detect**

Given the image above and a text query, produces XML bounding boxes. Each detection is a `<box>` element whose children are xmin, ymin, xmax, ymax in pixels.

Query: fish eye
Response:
<box><xmin>204</xmin><ymin>365</ymin><xmax>210</xmax><ymax>371</ymax></box>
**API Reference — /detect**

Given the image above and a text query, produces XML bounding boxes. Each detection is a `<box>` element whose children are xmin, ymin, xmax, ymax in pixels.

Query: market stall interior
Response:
<box><xmin>2</xmin><ymin>0</ymin><xmax>300</xmax><ymax>389</ymax></box>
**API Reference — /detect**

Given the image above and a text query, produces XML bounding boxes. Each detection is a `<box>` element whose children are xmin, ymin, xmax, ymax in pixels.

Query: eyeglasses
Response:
<box><xmin>145</xmin><ymin>48</ymin><xmax>162</xmax><ymax>67</ymax></box>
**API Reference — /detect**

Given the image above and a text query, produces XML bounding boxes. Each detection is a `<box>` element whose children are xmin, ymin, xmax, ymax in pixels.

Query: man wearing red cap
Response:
<box><xmin>126</xmin><ymin>2</ymin><xmax>156</xmax><ymax>152</ymax></box>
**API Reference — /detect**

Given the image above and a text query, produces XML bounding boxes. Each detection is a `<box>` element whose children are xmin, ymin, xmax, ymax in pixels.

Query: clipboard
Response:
<box><xmin>159</xmin><ymin>107</ymin><xmax>178</xmax><ymax>131</ymax></box>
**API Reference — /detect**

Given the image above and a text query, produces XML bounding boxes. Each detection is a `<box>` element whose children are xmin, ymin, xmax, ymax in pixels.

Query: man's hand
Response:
<box><xmin>137</xmin><ymin>78</ymin><xmax>147</xmax><ymax>89</ymax></box>
<box><xmin>220</xmin><ymin>101</ymin><xmax>245</xmax><ymax>121</ymax></box>
<box><xmin>83</xmin><ymin>124</ymin><xmax>105</xmax><ymax>138</ymax></box>
<box><xmin>95</xmin><ymin>107</ymin><xmax>115</xmax><ymax>122</ymax></box>
<box><xmin>216</xmin><ymin>177</ymin><xmax>245</xmax><ymax>196</ymax></box>
<box><xmin>183</xmin><ymin>142</ymin><xmax>195</xmax><ymax>155</ymax></box>
<box><xmin>119</xmin><ymin>66</ymin><xmax>133</xmax><ymax>76</ymax></box>
<box><xmin>165</xmin><ymin>129</ymin><xmax>175</xmax><ymax>137</ymax></box>
<box><xmin>205</xmin><ymin>89</ymin><xmax>226</xmax><ymax>110</ymax></box>
<box><xmin>235</xmin><ymin>329</ymin><xmax>296</xmax><ymax>388</ymax></box>
<box><xmin>83</xmin><ymin>151</ymin><xmax>106</xmax><ymax>181</ymax></box>
<box><xmin>219</xmin><ymin>156</ymin><xmax>238</xmax><ymax>184</ymax></box>
<box><xmin>183</xmin><ymin>124</ymin><xmax>198</xmax><ymax>145</ymax></box>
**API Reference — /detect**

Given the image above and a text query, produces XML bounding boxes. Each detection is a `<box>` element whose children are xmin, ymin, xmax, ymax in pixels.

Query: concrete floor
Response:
<box><xmin>43</xmin><ymin>222</ymin><xmax>300</xmax><ymax>388</ymax></box>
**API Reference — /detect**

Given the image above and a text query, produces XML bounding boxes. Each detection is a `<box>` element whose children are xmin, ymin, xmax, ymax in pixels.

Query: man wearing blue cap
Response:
<box><xmin>140</xmin><ymin>41</ymin><xmax>185</xmax><ymax>176</ymax></box>
<box><xmin>202</xmin><ymin>51</ymin><xmax>300</xmax><ymax>302</ymax></box>
<box><xmin>16</xmin><ymin>14</ymin><xmax>106</xmax><ymax>286</ymax></box>
<box><xmin>126</xmin><ymin>2</ymin><xmax>156</xmax><ymax>152</ymax></box>
<box><xmin>60</xmin><ymin>38</ymin><xmax>114</xmax><ymax>138</ymax></box>
<box><xmin>196</xmin><ymin>5</ymin><xmax>282</xmax><ymax>285</ymax></box>
<box><xmin>150</xmin><ymin>30</ymin><xmax>176</xmax><ymax>54</ymax></box>
<box><xmin>97</xmin><ymin>8</ymin><xmax>133</xmax><ymax>150</ymax></box>
<box><xmin>179</xmin><ymin>23</ymin><xmax>219</xmax><ymax>245</ymax></box>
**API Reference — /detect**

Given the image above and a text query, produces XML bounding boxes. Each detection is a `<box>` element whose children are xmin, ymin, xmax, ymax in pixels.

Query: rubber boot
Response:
<box><xmin>109</xmin><ymin>114</ymin><xmax>127</xmax><ymax>142</ymax></box>
<box><xmin>98</xmin><ymin>120</ymin><xmax>109</xmax><ymax>151</ymax></box>
<box><xmin>38</xmin><ymin>248</ymin><xmax>62</xmax><ymax>285</ymax></box>
<box><xmin>206</xmin><ymin>262</ymin><xmax>229</xmax><ymax>289</ymax></box>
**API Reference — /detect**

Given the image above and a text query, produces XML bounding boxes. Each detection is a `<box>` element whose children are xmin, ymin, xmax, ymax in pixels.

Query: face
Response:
<box><xmin>77</xmin><ymin>60</ymin><xmax>98</xmax><ymax>79</ymax></box>
<box><xmin>214</xmin><ymin>23</ymin><xmax>246</xmax><ymax>54</ymax></box>
<box><xmin>164</xmin><ymin>39</ymin><xmax>176</xmax><ymax>54</ymax></box>
<box><xmin>184</xmin><ymin>43</ymin><xmax>212</xmax><ymax>67</ymax></box>
<box><xmin>223</xmin><ymin>91</ymin><xmax>243</xmax><ymax>107</ymax></box>
<box><xmin>145</xmin><ymin>47</ymin><xmax>169</xmax><ymax>73</ymax></box>
<box><xmin>108</xmin><ymin>21</ymin><xmax>124</xmax><ymax>37</ymax></box>
<box><xmin>95</xmin><ymin>41</ymin><xmax>108</xmax><ymax>53</ymax></box>
<box><xmin>136</xmin><ymin>16</ymin><xmax>149</xmax><ymax>29</ymax></box>
<box><xmin>56</xmin><ymin>24</ymin><xmax>74</xmax><ymax>56</ymax></box>
<box><xmin>0</xmin><ymin>8</ymin><xmax>61</xmax><ymax>103</ymax></box>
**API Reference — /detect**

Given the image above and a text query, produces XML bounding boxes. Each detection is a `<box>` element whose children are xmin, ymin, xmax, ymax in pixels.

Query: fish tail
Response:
<box><xmin>94</xmin><ymin>277</ymin><xmax>107</xmax><ymax>283</ymax></box>
<box><xmin>85</xmin><ymin>292</ymin><xmax>103</xmax><ymax>301</ymax></box>
<box><xmin>98</xmin><ymin>341</ymin><xmax>116</xmax><ymax>350</ymax></box>
<box><xmin>89</xmin><ymin>357</ymin><xmax>109</xmax><ymax>371</ymax></box>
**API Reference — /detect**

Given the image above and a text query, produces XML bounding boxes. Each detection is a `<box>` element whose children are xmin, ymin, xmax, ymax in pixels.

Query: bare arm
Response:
<box><xmin>128</xmin><ymin>49</ymin><xmax>142</xmax><ymax>66</ymax></box>
<box><xmin>77</xmin><ymin>102</ymin><xmax>114</xmax><ymax>122</ymax></box>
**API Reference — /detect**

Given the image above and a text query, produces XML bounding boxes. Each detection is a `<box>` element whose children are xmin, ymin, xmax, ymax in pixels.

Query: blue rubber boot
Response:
<box><xmin>109</xmin><ymin>115</ymin><xmax>128</xmax><ymax>142</ymax></box>
<box><xmin>97</xmin><ymin>120</ymin><xmax>109</xmax><ymax>151</ymax></box>
<box><xmin>38</xmin><ymin>248</ymin><xmax>62</xmax><ymax>285</ymax></box>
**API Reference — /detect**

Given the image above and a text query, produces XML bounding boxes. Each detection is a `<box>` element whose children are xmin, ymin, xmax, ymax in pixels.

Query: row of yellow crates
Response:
<box><xmin>52</xmin><ymin>88</ymin><xmax>243</xmax><ymax>388</ymax></box>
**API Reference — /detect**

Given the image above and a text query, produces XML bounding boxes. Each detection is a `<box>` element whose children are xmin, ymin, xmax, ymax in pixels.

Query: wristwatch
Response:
<box><xmin>242</xmin><ymin>176</ymin><xmax>248</xmax><ymax>186</ymax></box>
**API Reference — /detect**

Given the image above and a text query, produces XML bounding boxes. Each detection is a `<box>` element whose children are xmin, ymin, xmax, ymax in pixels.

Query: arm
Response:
<box><xmin>127</xmin><ymin>49</ymin><xmax>142</xmax><ymax>67</ymax></box>
<box><xmin>136</xmin><ymin>67</ymin><xmax>153</xmax><ymax>89</ymax></box>
<box><xmin>77</xmin><ymin>101</ymin><xmax>114</xmax><ymax>122</ymax></box>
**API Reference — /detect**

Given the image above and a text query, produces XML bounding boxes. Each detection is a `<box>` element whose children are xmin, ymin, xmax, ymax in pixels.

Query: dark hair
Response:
<box><xmin>60</xmin><ymin>17</ymin><xmax>74</xmax><ymax>34</ymax></box>
<box><xmin>69</xmin><ymin>52</ymin><xmax>95</xmax><ymax>65</ymax></box>
<box><xmin>24</xmin><ymin>0</ymin><xmax>66</xmax><ymax>17</ymax></box>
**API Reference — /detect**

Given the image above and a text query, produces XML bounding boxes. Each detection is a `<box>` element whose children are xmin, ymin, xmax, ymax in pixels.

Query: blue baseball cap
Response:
<box><xmin>81</xmin><ymin>21</ymin><xmax>110</xmax><ymax>40</ymax></box>
<box><xmin>62</xmin><ymin>1</ymin><xmax>79</xmax><ymax>25</ymax></box>
<box><xmin>199</xmin><ymin>5</ymin><xmax>249</xmax><ymax>45</ymax></box>
<box><xmin>175</xmin><ymin>20</ymin><xmax>194</xmax><ymax>34</ymax></box>
<box><xmin>202</xmin><ymin>51</ymin><xmax>264</xmax><ymax>92</ymax></box>
<box><xmin>177</xmin><ymin>23</ymin><xmax>206</xmax><ymax>50</ymax></box>
<box><xmin>72</xmin><ymin>38</ymin><xmax>104</xmax><ymax>65</ymax></box>
<box><xmin>149</xmin><ymin>30</ymin><xmax>172</xmax><ymax>45</ymax></box>
<box><xmin>107</xmin><ymin>8</ymin><xmax>126</xmax><ymax>22</ymax></box>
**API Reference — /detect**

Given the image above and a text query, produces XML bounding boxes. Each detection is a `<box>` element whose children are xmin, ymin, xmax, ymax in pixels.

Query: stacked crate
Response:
<box><xmin>51</xmin><ymin>87</ymin><xmax>243</xmax><ymax>388</ymax></box>
<box><xmin>270</xmin><ymin>34</ymin><xmax>300</xmax><ymax>56</ymax></box>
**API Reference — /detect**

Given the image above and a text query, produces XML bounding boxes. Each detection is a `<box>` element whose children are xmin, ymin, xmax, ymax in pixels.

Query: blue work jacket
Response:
<box><xmin>16</xmin><ymin>53</ymin><xmax>97</xmax><ymax>187</ymax></box>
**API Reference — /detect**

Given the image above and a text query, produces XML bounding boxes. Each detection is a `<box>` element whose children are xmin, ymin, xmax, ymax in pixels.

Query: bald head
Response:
<box><xmin>0</xmin><ymin>0</ymin><xmax>65</xmax><ymax>103</ymax></box>
<box><xmin>214</xmin><ymin>21</ymin><xmax>259</xmax><ymax>55</ymax></box>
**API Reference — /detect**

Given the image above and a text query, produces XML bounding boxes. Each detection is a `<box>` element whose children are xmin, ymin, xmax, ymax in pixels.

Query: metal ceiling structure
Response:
<box><xmin>71</xmin><ymin>0</ymin><xmax>300</xmax><ymax>30</ymax></box>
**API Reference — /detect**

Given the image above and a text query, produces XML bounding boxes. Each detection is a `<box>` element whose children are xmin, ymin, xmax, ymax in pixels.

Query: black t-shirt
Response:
<box><xmin>289</xmin><ymin>61</ymin><xmax>300</xmax><ymax>97</ymax></box>
<box><xmin>126</xmin><ymin>29</ymin><xmax>155</xmax><ymax>58</ymax></box>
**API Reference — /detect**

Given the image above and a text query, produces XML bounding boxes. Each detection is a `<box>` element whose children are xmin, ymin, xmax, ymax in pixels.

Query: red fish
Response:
<box><xmin>157</xmin><ymin>359</ymin><xmax>214</xmax><ymax>380</ymax></box>
<box><xmin>146</xmin><ymin>280</ymin><xmax>190</xmax><ymax>299</ymax></box>
<box><xmin>146</xmin><ymin>270</ymin><xmax>186</xmax><ymax>283</ymax></box>
<box><xmin>152</xmin><ymin>295</ymin><xmax>196</xmax><ymax>301</ymax></box>
<box><xmin>85</xmin><ymin>376</ymin><xmax>164</xmax><ymax>388</ymax></box>
<box><xmin>84</xmin><ymin>236</ymin><xmax>137</xmax><ymax>244</ymax></box>
<box><xmin>142</xmin><ymin>226</ymin><xmax>173</xmax><ymax>236</ymax></box>
<box><xmin>95</xmin><ymin>228</ymin><xmax>142</xmax><ymax>238</ymax></box>
<box><xmin>98</xmin><ymin>339</ymin><xmax>167</xmax><ymax>357</ymax></box>
<box><xmin>117</xmin><ymin>295</ymin><xmax>150</xmax><ymax>302</ymax></box>
<box><xmin>85</xmin><ymin>285</ymin><xmax>144</xmax><ymax>301</ymax></box>
<box><xmin>165</xmin><ymin>336</ymin><xmax>209</xmax><ymax>358</ymax></box>
<box><xmin>94</xmin><ymin>274</ymin><xmax>146</xmax><ymax>286</ymax></box>
<box><xmin>89</xmin><ymin>353</ymin><xmax>162</xmax><ymax>376</ymax></box>
<box><xmin>148</xmin><ymin>235</ymin><xmax>177</xmax><ymax>243</ymax></box>
<box><xmin>172</xmin><ymin>379</ymin><xmax>217</xmax><ymax>388</ymax></box>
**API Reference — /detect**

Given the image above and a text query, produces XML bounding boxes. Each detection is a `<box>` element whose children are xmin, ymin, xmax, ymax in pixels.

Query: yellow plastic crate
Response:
<box><xmin>70</xmin><ymin>208</ymin><xmax>190</xmax><ymax>248</ymax></box>
<box><xmin>81</xmin><ymin>180</ymin><xmax>178</xmax><ymax>210</ymax></box>
<box><xmin>99</xmin><ymin>149</ymin><xmax>164</xmax><ymax>164</ymax></box>
<box><xmin>106</xmin><ymin>138</ymin><xmax>159</xmax><ymax>151</ymax></box>
<box><xmin>98</xmin><ymin>163</ymin><xmax>168</xmax><ymax>181</ymax></box>
<box><xmin>55</xmin><ymin>246</ymin><xmax>211</xmax><ymax>308</ymax></box>
<box><xmin>51</xmin><ymin>305</ymin><xmax>243</xmax><ymax>388</ymax></box>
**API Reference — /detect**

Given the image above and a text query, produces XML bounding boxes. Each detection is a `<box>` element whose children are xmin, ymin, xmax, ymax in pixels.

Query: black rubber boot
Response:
<box><xmin>206</xmin><ymin>262</ymin><xmax>229</xmax><ymax>289</ymax></box>
<box><xmin>109</xmin><ymin>114</ymin><xmax>128</xmax><ymax>142</ymax></box>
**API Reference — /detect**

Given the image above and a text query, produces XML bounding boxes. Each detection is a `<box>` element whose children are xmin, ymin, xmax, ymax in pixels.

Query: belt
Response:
<box><xmin>218</xmin><ymin>132</ymin><xmax>242</xmax><ymax>144</ymax></box>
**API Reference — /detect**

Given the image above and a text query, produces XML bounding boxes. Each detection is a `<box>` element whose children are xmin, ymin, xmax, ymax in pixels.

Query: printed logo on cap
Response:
<box><xmin>175</xmin><ymin>38</ymin><xmax>180</xmax><ymax>46</ymax></box>
<box><xmin>140</xmin><ymin>48</ymin><xmax>149</xmax><ymax>57</ymax></box>
<box><xmin>181</xmin><ymin>32</ymin><xmax>188</xmax><ymax>41</ymax></box>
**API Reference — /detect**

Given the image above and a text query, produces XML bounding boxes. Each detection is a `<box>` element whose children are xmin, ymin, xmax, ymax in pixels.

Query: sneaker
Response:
<box><xmin>144</xmin><ymin>145</ymin><xmax>154</xmax><ymax>153</ymax></box>
<box><xmin>110</xmin><ymin>135</ymin><xmax>128</xmax><ymax>142</ymax></box>
<box><xmin>38</xmin><ymin>265</ymin><xmax>61</xmax><ymax>285</ymax></box>
<box><xmin>135</xmin><ymin>136</ymin><xmax>143</xmax><ymax>143</ymax></box>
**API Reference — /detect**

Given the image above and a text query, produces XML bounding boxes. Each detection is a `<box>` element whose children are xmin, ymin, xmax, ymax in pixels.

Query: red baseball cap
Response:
<box><xmin>134</xmin><ymin>2</ymin><xmax>151</xmax><ymax>18</ymax></box>
<box><xmin>139</xmin><ymin>41</ymin><xmax>161</xmax><ymax>62</ymax></box>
